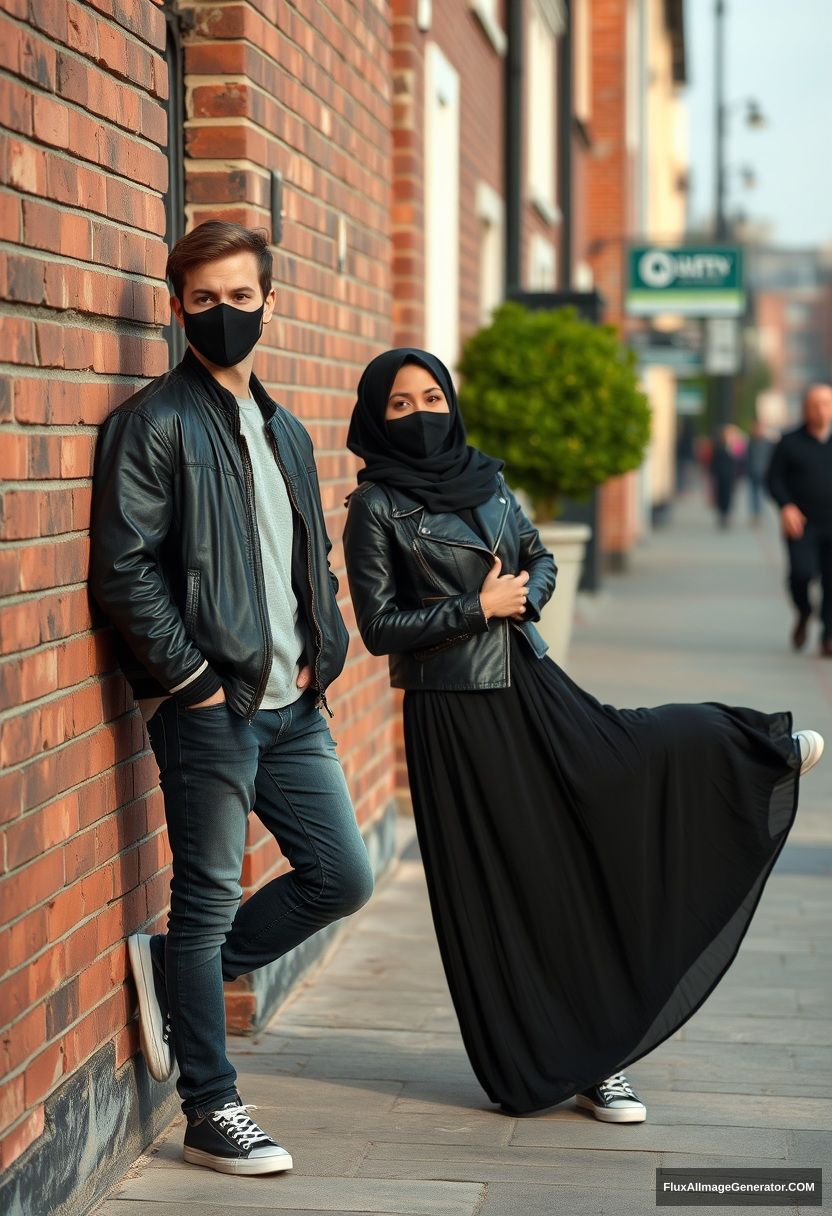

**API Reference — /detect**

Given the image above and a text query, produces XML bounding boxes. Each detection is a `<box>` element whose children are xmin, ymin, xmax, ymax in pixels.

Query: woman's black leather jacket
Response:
<box><xmin>342</xmin><ymin>472</ymin><xmax>557</xmax><ymax>690</ymax></box>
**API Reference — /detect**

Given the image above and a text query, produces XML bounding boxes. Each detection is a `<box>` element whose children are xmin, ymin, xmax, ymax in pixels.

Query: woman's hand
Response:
<box><xmin>480</xmin><ymin>557</ymin><xmax>530</xmax><ymax>620</ymax></box>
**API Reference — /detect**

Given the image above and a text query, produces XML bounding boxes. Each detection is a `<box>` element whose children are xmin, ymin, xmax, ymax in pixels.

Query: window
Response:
<box><xmin>528</xmin><ymin>233</ymin><xmax>557</xmax><ymax>290</ymax></box>
<box><xmin>476</xmin><ymin>182</ymin><xmax>505</xmax><ymax>325</ymax></box>
<box><xmin>162</xmin><ymin>3</ymin><xmax>187</xmax><ymax>362</ymax></box>
<box><xmin>424</xmin><ymin>44</ymin><xmax>460</xmax><ymax>369</ymax></box>
<box><xmin>573</xmin><ymin>0</ymin><xmax>591</xmax><ymax>124</ymax></box>
<box><xmin>526</xmin><ymin>1</ymin><xmax>561</xmax><ymax>224</ymax></box>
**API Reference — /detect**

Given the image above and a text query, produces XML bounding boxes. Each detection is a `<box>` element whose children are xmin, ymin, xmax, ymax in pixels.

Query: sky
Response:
<box><xmin>684</xmin><ymin>0</ymin><xmax>832</xmax><ymax>249</ymax></box>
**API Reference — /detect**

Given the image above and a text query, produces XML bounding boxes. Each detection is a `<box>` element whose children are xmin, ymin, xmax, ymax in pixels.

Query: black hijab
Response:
<box><xmin>346</xmin><ymin>347</ymin><xmax>503</xmax><ymax>513</ymax></box>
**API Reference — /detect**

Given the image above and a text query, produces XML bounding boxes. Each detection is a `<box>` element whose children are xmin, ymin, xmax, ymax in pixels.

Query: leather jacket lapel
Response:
<box><xmin>387</xmin><ymin>476</ymin><xmax>509</xmax><ymax>555</ymax></box>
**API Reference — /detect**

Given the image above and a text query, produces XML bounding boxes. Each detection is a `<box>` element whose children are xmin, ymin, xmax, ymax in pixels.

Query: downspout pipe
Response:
<box><xmin>505</xmin><ymin>0</ymin><xmax>523</xmax><ymax>294</ymax></box>
<box><xmin>558</xmin><ymin>0</ymin><xmax>573</xmax><ymax>289</ymax></box>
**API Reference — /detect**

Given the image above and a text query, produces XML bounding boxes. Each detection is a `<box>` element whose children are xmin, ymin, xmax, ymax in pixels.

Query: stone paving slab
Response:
<box><xmin>111</xmin><ymin>1172</ymin><xmax>485</xmax><ymax>1213</ymax></box>
<box><xmin>92</xmin><ymin>494</ymin><xmax>831</xmax><ymax>1216</ymax></box>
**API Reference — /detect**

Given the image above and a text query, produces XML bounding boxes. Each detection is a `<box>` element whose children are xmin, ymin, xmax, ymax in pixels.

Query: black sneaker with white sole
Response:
<box><xmin>575</xmin><ymin>1071</ymin><xmax>646</xmax><ymax>1123</ymax></box>
<box><xmin>183</xmin><ymin>1098</ymin><xmax>293</xmax><ymax>1175</ymax></box>
<box><xmin>127</xmin><ymin>932</ymin><xmax>173</xmax><ymax>1082</ymax></box>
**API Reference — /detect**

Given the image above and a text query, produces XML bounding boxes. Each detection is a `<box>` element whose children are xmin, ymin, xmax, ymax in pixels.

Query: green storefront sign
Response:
<box><xmin>626</xmin><ymin>246</ymin><xmax>745</xmax><ymax>317</ymax></box>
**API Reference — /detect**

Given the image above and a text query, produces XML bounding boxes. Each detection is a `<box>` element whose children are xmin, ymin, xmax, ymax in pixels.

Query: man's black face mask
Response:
<box><xmin>181</xmin><ymin>301</ymin><xmax>265</xmax><ymax>368</ymax></box>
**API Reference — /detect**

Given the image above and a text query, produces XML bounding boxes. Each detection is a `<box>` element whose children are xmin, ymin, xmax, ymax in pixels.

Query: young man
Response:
<box><xmin>767</xmin><ymin>383</ymin><xmax>832</xmax><ymax>655</ymax></box>
<box><xmin>89</xmin><ymin>222</ymin><xmax>374</xmax><ymax>1175</ymax></box>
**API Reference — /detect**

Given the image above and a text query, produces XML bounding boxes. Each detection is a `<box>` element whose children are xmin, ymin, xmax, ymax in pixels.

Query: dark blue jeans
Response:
<box><xmin>787</xmin><ymin>522</ymin><xmax>832</xmax><ymax>640</ymax></box>
<box><xmin>145</xmin><ymin>687</ymin><xmax>374</xmax><ymax>1116</ymax></box>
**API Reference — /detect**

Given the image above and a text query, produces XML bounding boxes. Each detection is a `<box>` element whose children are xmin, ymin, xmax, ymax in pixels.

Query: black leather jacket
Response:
<box><xmin>89</xmin><ymin>348</ymin><xmax>348</xmax><ymax>722</ymax></box>
<box><xmin>342</xmin><ymin>472</ymin><xmax>557</xmax><ymax>690</ymax></box>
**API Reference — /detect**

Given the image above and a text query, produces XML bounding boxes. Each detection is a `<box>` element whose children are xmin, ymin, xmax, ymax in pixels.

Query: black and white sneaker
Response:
<box><xmin>575</xmin><ymin>1072</ymin><xmax>646</xmax><ymax>1123</ymax></box>
<box><xmin>793</xmin><ymin>730</ymin><xmax>824</xmax><ymax>776</ymax></box>
<box><xmin>183</xmin><ymin>1098</ymin><xmax>293</xmax><ymax>1175</ymax></box>
<box><xmin>127</xmin><ymin>933</ymin><xmax>173</xmax><ymax>1082</ymax></box>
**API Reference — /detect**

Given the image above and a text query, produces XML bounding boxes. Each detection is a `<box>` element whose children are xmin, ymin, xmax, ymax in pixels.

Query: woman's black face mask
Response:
<box><xmin>386</xmin><ymin>410</ymin><xmax>451</xmax><ymax>459</ymax></box>
<box><xmin>181</xmin><ymin>301</ymin><xmax>265</xmax><ymax>368</ymax></box>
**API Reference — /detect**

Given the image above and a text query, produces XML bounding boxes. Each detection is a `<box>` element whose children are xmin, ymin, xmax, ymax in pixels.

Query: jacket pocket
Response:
<box><xmin>184</xmin><ymin>567</ymin><xmax>201</xmax><ymax>635</ymax></box>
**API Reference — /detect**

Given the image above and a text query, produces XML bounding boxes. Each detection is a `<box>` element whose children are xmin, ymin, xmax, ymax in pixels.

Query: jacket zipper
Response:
<box><xmin>411</xmin><ymin>538</ymin><xmax>448</xmax><ymax>593</ymax></box>
<box><xmin>238</xmin><ymin>431</ymin><xmax>273</xmax><ymax>724</ymax></box>
<box><xmin>417</xmin><ymin>495</ymin><xmax>512</xmax><ymax>685</ymax></box>
<box><xmin>267</xmin><ymin>431</ymin><xmax>332</xmax><ymax>718</ymax></box>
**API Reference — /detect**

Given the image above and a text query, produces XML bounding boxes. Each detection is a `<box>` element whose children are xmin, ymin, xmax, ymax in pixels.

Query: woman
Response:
<box><xmin>342</xmin><ymin>347</ymin><xmax>821</xmax><ymax>1121</ymax></box>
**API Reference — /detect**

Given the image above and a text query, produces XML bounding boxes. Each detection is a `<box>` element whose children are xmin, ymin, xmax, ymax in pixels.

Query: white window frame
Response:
<box><xmin>424</xmin><ymin>43</ymin><xmax>461</xmax><ymax>370</ymax></box>
<box><xmin>529</xmin><ymin>233</ymin><xmax>557</xmax><ymax>290</ymax></box>
<box><xmin>526</xmin><ymin>1</ymin><xmax>561</xmax><ymax>225</ymax></box>
<box><xmin>469</xmin><ymin>0</ymin><xmax>507</xmax><ymax>55</ymax></box>
<box><xmin>476</xmin><ymin>181</ymin><xmax>505</xmax><ymax>325</ymax></box>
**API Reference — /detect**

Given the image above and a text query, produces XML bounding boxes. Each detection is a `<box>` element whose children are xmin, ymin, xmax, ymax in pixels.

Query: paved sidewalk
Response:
<box><xmin>95</xmin><ymin>491</ymin><xmax>831</xmax><ymax>1216</ymax></box>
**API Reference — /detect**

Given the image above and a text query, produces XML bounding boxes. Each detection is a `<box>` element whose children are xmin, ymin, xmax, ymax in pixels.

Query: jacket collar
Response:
<box><xmin>384</xmin><ymin>475</ymin><xmax>509</xmax><ymax>554</ymax></box>
<box><xmin>179</xmin><ymin>347</ymin><xmax>278</xmax><ymax>429</ymax></box>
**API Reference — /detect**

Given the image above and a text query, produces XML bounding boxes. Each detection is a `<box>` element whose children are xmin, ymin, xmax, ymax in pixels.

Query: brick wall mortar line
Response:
<box><xmin>0</xmin><ymin>304</ymin><xmax>165</xmax><ymax>336</ymax></box>
<box><xmin>0</xmin><ymin>65</ymin><xmax>166</xmax><ymax>158</ymax></box>
<box><xmin>0</xmin><ymin>131</ymin><xmax>167</xmax><ymax>201</ymax></box>
<box><xmin>0</xmin><ymin>189</ymin><xmax>168</xmax><ymax>247</ymax></box>
<box><xmin>0</xmin><ymin>240</ymin><xmax>166</xmax><ymax>289</ymax></box>
<box><xmin>0</xmin><ymin>365</ymin><xmax>147</xmax><ymax>386</ymax></box>
<box><xmin>185</xmin><ymin>73</ymin><xmax>390</xmax><ymax>158</ymax></box>
<box><xmin>189</xmin><ymin>7</ymin><xmax>392</xmax><ymax>119</ymax></box>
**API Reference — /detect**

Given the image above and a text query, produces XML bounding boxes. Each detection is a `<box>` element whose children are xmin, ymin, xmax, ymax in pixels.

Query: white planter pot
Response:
<box><xmin>533</xmin><ymin>521</ymin><xmax>592</xmax><ymax>668</ymax></box>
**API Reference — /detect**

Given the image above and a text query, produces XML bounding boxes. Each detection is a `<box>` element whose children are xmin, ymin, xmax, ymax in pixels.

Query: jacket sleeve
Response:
<box><xmin>505</xmin><ymin>486</ymin><xmax>558</xmax><ymax>623</ymax></box>
<box><xmin>765</xmin><ymin>437</ymin><xmax>791</xmax><ymax>508</ymax></box>
<box><xmin>89</xmin><ymin>409</ymin><xmax>224</xmax><ymax>706</ymax></box>
<box><xmin>343</xmin><ymin>491</ymin><xmax>489</xmax><ymax>657</ymax></box>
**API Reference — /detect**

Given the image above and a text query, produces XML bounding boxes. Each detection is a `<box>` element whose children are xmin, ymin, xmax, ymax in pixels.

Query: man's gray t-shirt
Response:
<box><xmin>236</xmin><ymin>395</ymin><xmax>306</xmax><ymax>709</ymax></box>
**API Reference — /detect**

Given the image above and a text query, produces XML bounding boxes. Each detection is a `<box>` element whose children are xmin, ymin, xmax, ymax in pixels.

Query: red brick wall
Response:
<box><xmin>0</xmin><ymin>0</ymin><xmax>395</xmax><ymax>1172</ymax></box>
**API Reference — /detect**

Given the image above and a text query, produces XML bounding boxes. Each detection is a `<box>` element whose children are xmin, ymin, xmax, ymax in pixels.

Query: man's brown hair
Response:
<box><xmin>165</xmin><ymin>221</ymin><xmax>273</xmax><ymax>301</ymax></box>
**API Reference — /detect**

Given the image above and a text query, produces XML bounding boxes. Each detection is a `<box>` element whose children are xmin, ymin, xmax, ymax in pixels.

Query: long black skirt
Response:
<box><xmin>402</xmin><ymin>628</ymin><xmax>800</xmax><ymax>1115</ymax></box>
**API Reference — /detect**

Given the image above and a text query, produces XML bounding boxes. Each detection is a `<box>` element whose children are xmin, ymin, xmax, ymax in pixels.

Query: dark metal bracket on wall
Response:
<box><xmin>162</xmin><ymin>1</ymin><xmax>194</xmax><ymax>363</ymax></box>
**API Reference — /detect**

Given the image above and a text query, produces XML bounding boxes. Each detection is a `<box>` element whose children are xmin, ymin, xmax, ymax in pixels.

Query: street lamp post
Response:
<box><xmin>713</xmin><ymin>0</ymin><xmax>731</xmax><ymax>425</ymax></box>
<box><xmin>712</xmin><ymin>1</ymin><xmax>765</xmax><ymax>427</ymax></box>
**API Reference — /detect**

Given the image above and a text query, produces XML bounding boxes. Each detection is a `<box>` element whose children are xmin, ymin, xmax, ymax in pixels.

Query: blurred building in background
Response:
<box><xmin>748</xmin><ymin>245</ymin><xmax>832</xmax><ymax>426</ymax></box>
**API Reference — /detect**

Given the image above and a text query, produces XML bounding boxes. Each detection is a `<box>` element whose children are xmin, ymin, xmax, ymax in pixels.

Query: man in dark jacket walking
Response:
<box><xmin>766</xmin><ymin>383</ymin><xmax>832</xmax><ymax>655</ymax></box>
<box><xmin>89</xmin><ymin>222</ymin><xmax>373</xmax><ymax>1175</ymax></box>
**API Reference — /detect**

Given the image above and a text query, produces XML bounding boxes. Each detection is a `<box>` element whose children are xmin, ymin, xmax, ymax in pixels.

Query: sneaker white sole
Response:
<box><xmin>183</xmin><ymin>1146</ymin><xmax>294</xmax><ymax>1175</ymax></box>
<box><xmin>574</xmin><ymin>1094</ymin><xmax>647</xmax><ymax>1123</ymax></box>
<box><xmin>127</xmin><ymin>934</ymin><xmax>173</xmax><ymax>1083</ymax></box>
<box><xmin>794</xmin><ymin>730</ymin><xmax>824</xmax><ymax>776</ymax></box>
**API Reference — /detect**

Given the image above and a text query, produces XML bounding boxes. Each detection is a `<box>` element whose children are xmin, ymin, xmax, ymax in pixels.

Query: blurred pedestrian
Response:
<box><xmin>767</xmin><ymin>383</ymin><xmax>832</xmax><ymax>655</ymax></box>
<box><xmin>709</xmin><ymin>424</ymin><xmax>739</xmax><ymax>529</ymax></box>
<box><xmin>745</xmin><ymin>419</ymin><xmax>773</xmax><ymax>525</ymax></box>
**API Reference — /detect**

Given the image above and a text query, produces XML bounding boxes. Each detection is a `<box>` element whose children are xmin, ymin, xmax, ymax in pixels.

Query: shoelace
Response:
<box><xmin>598</xmin><ymin>1072</ymin><xmax>638</xmax><ymax>1101</ymax></box>
<box><xmin>211</xmin><ymin>1103</ymin><xmax>270</xmax><ymax>1150</ymax></box>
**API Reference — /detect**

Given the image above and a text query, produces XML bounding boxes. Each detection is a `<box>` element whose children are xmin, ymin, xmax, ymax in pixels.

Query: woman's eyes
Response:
<box><xmin>389</xmin><ymin>395</ymin><xmax>445</xmax><ymax>410</ymax></box>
